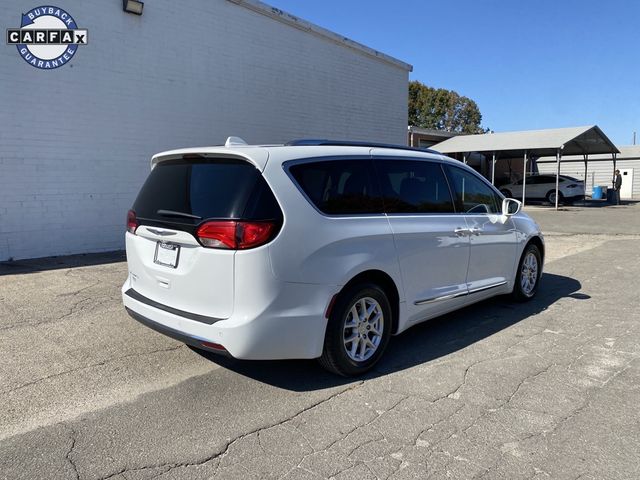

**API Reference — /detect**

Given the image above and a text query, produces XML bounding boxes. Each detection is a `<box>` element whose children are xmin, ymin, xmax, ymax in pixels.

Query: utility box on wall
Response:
<box><xmin>0</xmin><ymin>0</ymin><xmax>412</xmax><ymax>260</ymax></box>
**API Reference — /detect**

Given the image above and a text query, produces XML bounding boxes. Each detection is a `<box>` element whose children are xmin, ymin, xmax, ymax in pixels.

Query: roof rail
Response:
<box><xmin>285</xmin><ymin>139</ymin><xmax>440</xmax><ymax>154</ymax></box>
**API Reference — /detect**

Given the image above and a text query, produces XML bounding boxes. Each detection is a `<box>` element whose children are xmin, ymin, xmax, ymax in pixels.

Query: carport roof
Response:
<box><xmin>431</xmin><ymin>126</ymin><xmax>619</xmax><ymax>157</ymax></box>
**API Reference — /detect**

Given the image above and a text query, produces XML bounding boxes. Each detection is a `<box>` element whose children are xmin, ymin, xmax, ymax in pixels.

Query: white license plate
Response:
<box><xmin>154</xmin><ymin>242</ymin><xmax>180</xmax><ymax>268</ymax></box>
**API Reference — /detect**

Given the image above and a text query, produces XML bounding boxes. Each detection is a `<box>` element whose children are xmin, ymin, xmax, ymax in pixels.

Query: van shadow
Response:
<box><xmin>192</xmin><ymin>273</ymin><xmax>585</xmax><ymax>391</ymax></box>
<box><xmin>0</xmin><ymin>251</ymin><xmax>125</xmax><ymax>275</ymax></box>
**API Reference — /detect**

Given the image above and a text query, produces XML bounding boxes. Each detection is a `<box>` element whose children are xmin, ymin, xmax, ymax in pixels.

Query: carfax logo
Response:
<box><xmin>6</xmin><ymin>5</ymin><xmax>88</xmax><ymax>69</ymax></box>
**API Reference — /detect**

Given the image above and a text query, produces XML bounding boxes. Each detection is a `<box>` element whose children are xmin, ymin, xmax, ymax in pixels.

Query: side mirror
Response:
<box><xmin>502</xmin><ymin>198</ymin><xmax>522</xmax><ymax>216</ymax></box>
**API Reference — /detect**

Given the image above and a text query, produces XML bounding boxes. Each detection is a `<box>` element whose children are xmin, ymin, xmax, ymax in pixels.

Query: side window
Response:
<box><xmin>444</xmin><ymin>165</ymin><xmax>501</xmax><ymax>214</ymax></box>
<box><xmin>375</xmin><ymin>159</ymin><xmax>455</xmax><ymax>213</ymax></box>
<box><xmin>288</xmin><ymin>159</ymin><xmax>383</xmax><ymax>215</ymax></box>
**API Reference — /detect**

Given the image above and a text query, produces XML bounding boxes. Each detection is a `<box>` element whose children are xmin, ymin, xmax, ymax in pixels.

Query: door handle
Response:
<box><xmin>454</xmin><ymin>227</ymin><xmax>470</xmax><ymax>236</ymax></box>
<box><xmin>468</xmin><ymin>227</ymin><xmax>482</xmax><ymax>236</ymax></box>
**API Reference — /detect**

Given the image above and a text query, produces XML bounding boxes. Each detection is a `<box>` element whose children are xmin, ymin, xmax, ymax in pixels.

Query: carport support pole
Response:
<box><xmin>583</xmin><ymin>154</ymin><xmax>588</xmax><ymax>202</ymax></box>
<box><xmin>555</xmin><ymin>149</ymin><xmax>562</xmax><ymax>210</ymax></box>
<box><xmin>491</xmin><ymin>153</ymin><xmax>496</xmax><ymax>185</ymax></box>
<box><xmin>521</xmin><ymin>151</ymin><xmax>527</xmax><ymax>206</ymax></box>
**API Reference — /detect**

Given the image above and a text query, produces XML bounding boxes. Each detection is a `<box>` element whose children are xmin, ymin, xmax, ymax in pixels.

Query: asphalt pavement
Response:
<box><xmin>1</xmin><ymin>203</ymin><xmax>639</xmax><ymax>479</ymax></box>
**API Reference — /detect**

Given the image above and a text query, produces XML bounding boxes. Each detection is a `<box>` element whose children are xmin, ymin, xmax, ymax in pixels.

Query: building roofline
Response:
<box><xmin>227</xmin><ymin>0</ymin><xmax>413</xmax><ymax>72</ymax></box>
<box><xmin>408</xmin><ymin>126</ymin><xmax>460</xmax><ymax>137</ymax></box>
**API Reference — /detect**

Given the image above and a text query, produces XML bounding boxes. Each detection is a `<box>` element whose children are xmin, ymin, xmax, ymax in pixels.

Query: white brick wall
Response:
<box><xmin>0</xmin><ymin>0</ymin><xmax>410</xmax><ymax>260</ymax></box>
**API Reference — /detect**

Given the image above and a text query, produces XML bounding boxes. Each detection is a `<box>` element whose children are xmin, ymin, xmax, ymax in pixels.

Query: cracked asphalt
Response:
<box><xmin>1</xmin><ymin>203</ymin><xmax>639</xmax><ymax>479</ymax></box>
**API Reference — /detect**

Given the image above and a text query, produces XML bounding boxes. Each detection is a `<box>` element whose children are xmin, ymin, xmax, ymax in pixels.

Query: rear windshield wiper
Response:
<box><xmin>157</xmin><ymin>209</ymin><xmax>202</xmax><ymax>220</ymax></box>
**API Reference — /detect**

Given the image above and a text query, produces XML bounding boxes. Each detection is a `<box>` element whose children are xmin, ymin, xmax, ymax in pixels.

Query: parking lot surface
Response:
<box><xmin>1</xmin><ymin>203</ymin><xmax>639</xmax><ymax>480</ymax></box>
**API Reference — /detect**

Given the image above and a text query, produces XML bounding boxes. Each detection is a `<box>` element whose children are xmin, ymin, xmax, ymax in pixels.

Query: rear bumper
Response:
<box><xmin>122</xmin><ymin>279</ymin><xmax>337</xmax><ymax>360</ymax></box>
<box><xmin>124</xmin><ymin>288</ymin><xmax>222</xmax><ymax>325</ymax></box>
<box><xmin>125</xmin><ymin>307</ymin><xmax>230</xmax><ymax>356</ymax></box>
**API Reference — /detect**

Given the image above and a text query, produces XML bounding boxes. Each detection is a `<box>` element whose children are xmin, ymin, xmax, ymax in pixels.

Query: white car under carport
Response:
<box><xmin>499</xmin><ymin>175</ymin><xmax>585</xmax><ymax>204</ymax></box>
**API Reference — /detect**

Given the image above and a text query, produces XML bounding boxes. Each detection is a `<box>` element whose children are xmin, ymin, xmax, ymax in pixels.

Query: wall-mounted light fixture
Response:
<box><xmin>123</xmin><ymin>0</ymin><xmax>144</xmax><ymax>15</ymax></box>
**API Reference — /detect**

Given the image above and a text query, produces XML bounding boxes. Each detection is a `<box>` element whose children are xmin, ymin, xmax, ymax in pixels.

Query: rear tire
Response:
<box><xmin>318</xmin><ymin>283</ymin><xmax>392</xmax><ymax>377</ymax></box>
<box><xmin>512</xmin><ymin>243</ymin><xmax>542</xmax><ymax>301</ymax></box>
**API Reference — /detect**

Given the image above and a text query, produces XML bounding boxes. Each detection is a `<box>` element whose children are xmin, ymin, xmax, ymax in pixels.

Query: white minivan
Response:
<box><xmin>123</xmin><ymin>138</ymin><xmax>544</xmax><ymax>376</ymax></box>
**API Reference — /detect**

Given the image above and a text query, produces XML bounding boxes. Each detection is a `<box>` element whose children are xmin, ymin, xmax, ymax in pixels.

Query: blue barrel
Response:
<box><xmin>592</xmin><ymin>186</ymin><xmax>603</xmax><ymax>200</ymax></box>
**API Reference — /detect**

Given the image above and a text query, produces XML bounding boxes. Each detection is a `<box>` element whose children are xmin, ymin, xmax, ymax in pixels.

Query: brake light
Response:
<box><xmin>196</xmin><ymin>221</ymin><xmax>275</xmax><ymax>249</ymax></box>
<box><xmin>127</xmin><ymin>209</ymin><xmax>138</xmax><ymax>234</ymax></box>
<box><xmin>237</xmin><ymin>222</ymin><xmax>275</xmax><ymax>249</ymax></box>
<box><xmin>196</xmin><ymin>221</ymin><xmax>236</xmax><ymax>249</ymax></box>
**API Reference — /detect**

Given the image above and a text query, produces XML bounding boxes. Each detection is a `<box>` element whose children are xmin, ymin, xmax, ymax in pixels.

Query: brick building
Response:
<box><xmin>0</xmin><ymin>0</ymin><xmax>412</xmax><ymax>260</ymax></box>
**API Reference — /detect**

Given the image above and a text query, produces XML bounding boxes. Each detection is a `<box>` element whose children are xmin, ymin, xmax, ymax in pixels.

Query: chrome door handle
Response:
<box><xmin>468</xmin><ymin>227</ymin><xmax>482</xmax><ymax>236</ymax></box>
<box><xmin>454</xmin><ymin>227</ymin><xmax>470</xmax><ymax>236</ymax></box>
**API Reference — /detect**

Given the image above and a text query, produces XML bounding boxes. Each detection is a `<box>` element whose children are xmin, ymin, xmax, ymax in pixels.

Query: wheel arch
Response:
<box><xmin>337</xmin><ymin>270</ymin><xmax>400</xmax><ymax>334</ymax></box>
<box><xmin>526</xmin><ymin>235</ymin><xmax>545</xmax><ymax>265</ymax></box>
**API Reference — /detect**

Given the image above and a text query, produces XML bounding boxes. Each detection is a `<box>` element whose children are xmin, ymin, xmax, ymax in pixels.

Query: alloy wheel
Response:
<box><xmin>520</xmin><ymin>251</ymin><xmax>539</xmax><ymax>296</ymax></box>
<box><xmin>342</xmin><ymin>297</ymin><xmax>384</xmax><ymax>362</ymax></box>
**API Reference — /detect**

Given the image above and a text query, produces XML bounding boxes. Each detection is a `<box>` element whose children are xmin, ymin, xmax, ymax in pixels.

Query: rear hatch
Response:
<box><xmin>126</xmin><ymin>155</ymin><xmax>282</xmax><ymax>319</ymax></box>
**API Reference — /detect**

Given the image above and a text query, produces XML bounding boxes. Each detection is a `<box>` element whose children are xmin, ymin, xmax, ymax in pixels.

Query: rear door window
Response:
<box><xmin>375</xmin><ymin>159</ymin><xmax>455</xmax><ymax>213</ymax></box>
<box><xmin>531</xmin><ymin>176</ymin><xmax>552</xmax><ymax>184</ymax></box>
<box><xmin>288</xmin><ymin>159</ymin><xmax>383</xmax><ymax>215</ymax></box>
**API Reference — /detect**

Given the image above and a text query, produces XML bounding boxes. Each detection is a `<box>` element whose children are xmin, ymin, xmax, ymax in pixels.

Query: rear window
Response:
<box><xmin>288</xmin><ymin>159</ymin><xmax>383</xmax><ymax>215</ymax></box>
<box><xmin>133</xmin><ymin>158</ymin><xmax>281</xmax><ymax>226</ymax></box>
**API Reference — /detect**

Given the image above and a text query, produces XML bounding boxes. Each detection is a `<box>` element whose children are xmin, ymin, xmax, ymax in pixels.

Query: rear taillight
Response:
<box><xmin>196</xmin><ymin>221</ymin><xmax>275</xmax><ymax>249</ymax></box>
<box><xmin>127</xmin><ymin>209</ymin><xmax>138</xmax><ymax>234</ymax></box>
<box><xmin>196</xmin><ymin>221</ymin><xmax>236</xmax><ymax>249</ymax></box>
<box><xmin>237</xmin><ymin>222</ymin><xmax>275</xmax><ymax>249</ymax></box>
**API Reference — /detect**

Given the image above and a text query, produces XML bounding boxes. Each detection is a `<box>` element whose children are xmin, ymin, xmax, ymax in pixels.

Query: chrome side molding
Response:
<box><xmin>414</xmin><ymin>290</ymin><xmax>467</xmax><ymax>305</ymax></box>
<box><xmin>468</xmin><ymin>281</ymin><xmax>507</xmax><ymax>295</ymax></box>
<box><xmin>414</xmin><ymin>281</ymin><xmax>508</xmax><ymax>306</ymax></box>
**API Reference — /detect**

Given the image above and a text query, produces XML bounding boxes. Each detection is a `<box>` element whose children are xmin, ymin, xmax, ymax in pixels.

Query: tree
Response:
<box><xmin>408</xmin><ymin>80</ymin><xmax>486</xmax><ymax>134</ymax></box>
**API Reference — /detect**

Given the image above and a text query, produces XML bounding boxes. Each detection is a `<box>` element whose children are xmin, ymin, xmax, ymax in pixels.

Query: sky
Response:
<box><xmin>269</xmin><ymin>0</ymin><xmax>640</xmax><ymax>146</ymax></box>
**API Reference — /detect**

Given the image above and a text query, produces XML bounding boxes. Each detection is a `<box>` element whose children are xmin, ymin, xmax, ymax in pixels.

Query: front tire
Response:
<box><xmin>512</xmin><ymin>243</ymin><xmax>542</xmax><ymax>301</ymax></box>
<box><xmin>546</xmin><ymin>190</ymin><xmax>564</xmax><ymax>205</ymax></box>
<box><xmin>319</xmin><ymin>283</ymin><xmax>392</xmax><ymax>376</ymax></box>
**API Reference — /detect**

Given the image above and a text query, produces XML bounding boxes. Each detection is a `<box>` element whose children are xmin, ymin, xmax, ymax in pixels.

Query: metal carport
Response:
<box><xmin>430</xmin><ymin>126</ymin><xmax>619</xmax><ymax>210</ymax></box>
